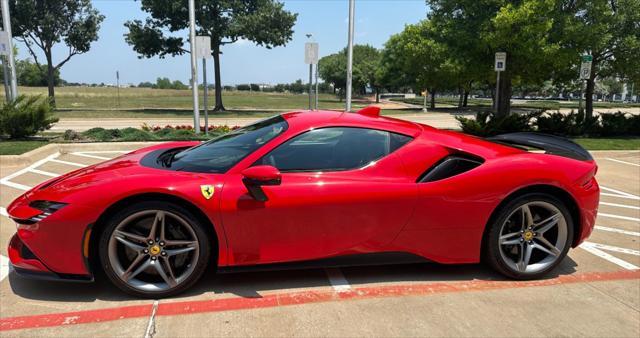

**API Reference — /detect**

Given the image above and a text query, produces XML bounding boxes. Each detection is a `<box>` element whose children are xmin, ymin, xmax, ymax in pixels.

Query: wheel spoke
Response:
<box><xmin>122</xmin><ymin>255</ymin><xmax>150</xmax><ymax>281</ymax></box>
<box><xmin>165</xmin><ymin>246</ymin><xmax>196</xmax><ymax>257</ymax></box>
<box><xmin>114</xmin><ymin>231</ymin><xmax>146</xmax><ymax>251</ymax></box>
<box><xmin>164</xmin><ymin>239</ymin><xmax>198</xmax><ymax>247</ymax></box>
<box><xmin>500</xmin><ymin>232</ymin><xmax>522</xmax><ymax>246</ymax></box>
<box><xmin>534</xmin><ymin>236</ymin><xmax>561</xmax><ymax>256</ymax></box>
<box><xmin>149</xmin><ymin>211</ymin><xmax>165</xmax><ymax>240</ymax></box>
<box><xmin>534</xmin><ymin>213</ymin><xmax>561</xmax><ymax>234</ymax></box>
<box><xmin>521</xmin><ymin>204</ymin><xmax>534</xmax><ymax>229</ymax></box>
<box><xmin>516</xmin><ymin>243</ymin><xmax>533</xmax><ymax>272</ymax></box>
<box><xmin>153</xmin><ymin>259</ymin><xmax>178</xmax><ymax>288</ymax></box>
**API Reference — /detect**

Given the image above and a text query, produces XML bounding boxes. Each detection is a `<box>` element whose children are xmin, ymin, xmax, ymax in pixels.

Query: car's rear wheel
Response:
<box><xmin>485</xmin><ymin>193</ymin><xmax>573</xmax><ymax>279</ymax></box>
<box><xmin>99</xmin><ymin>201</ymin><xmax>210</xmax><ymax>298</ymax></box>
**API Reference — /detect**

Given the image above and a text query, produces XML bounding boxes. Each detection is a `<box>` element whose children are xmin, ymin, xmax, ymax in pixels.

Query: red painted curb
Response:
<box><xmin>1</xmin><ymin>269</ymin><xmax>639</xmax><ymax>332</ymax></box>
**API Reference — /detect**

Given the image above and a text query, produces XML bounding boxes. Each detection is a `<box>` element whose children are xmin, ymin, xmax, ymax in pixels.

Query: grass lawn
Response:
<box><xmin>0</xmin><ymin>140</ymin><xmax>48</xmax><ymax>155</ymax></box>
<box><xmin>573</xmin><ymin>138</ymin><xmax>640</xmax><ymax>150</ymax></box>
<box><xmin>8</xmin><ymin>86</ymin><xmax>352</xmax><ymax>111</ymax></box>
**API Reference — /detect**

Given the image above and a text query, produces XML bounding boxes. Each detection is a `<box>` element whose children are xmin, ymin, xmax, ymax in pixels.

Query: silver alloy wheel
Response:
<box><xmin>498</xmin><ymin>201</ymin><xmax>568</xmax><ymax>274</ymax></box>
<box><xmin>108</xmin><ymin>210</ymin><xmax>200</xmax><ymax>292</ymax></box>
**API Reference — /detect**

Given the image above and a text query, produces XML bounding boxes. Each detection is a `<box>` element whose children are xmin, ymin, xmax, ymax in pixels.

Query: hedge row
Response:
<box><xmin>457</xmin><ymin>111</ymin><xmax>640</xmax><ymax>137</ymax></box>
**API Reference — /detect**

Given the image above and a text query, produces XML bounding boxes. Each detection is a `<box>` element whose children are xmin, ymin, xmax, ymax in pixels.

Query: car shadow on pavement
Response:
<box><xmin>8</xmin><ymin>257</ymin><xmax>578</xmax><ymax>303</ymax></box>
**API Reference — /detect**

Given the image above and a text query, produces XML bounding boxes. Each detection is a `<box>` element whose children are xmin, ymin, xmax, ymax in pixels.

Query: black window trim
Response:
<box><xmin>253</xmin><ymin>126</ymin><xmax>414</xmax><ymax>173</ymax></box>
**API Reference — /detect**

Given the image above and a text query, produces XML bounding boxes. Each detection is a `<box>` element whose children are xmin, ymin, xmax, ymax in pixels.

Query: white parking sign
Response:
<box><xmin>305</xmin><ymin>42</ymin><xmax>319</xmax><ymax>65</ymax></box>
<box><xmin>494</xmin><ymin>52</ymin><xmax>506</xmax><ymax>71</ymax></box>
<box><xmin>0</xmin><ymin>31</ymin><xmax>10</xmax><ymax>56</ymax></box>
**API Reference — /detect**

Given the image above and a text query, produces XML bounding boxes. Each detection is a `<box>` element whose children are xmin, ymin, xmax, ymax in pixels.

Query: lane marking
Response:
<box><xmin>580</xmin><ymin>242</ymin><xmax>639</xmax><ymax>270</ymax></box>
<box><xmin>79</xmin><ymin>150</ymin><xmax>129</xmax><ymax>154</ymax></box>
<box><xmin>583</xmin><ymin>242</ymin><xmax>640</xmax><ymax>256</ymax></box>
<box><xmin>27</xmin><ymin>169</ymin><xmax>59</xmax><ymax>178</ymax></box>
<box><xmin>70</xmin><ymin>152</ymin><xmax>111</xmax><ymax>161</ymax></box>
<box><xmin>601</xmin><ymin>193</ymin><xmax>640</xmax><ymax>201</ymax></box>
<box><xmin>0</xmin><ymin>207</ymin><xmax>8</xmax><ymax>218</ymax></box>
<box><xmin>599</xmin><ymin>202</ymin><xmax>640</xmax><ymax>210</ymax></box>
<box><xmin>143</xmin><ymin>300</ymin><xmax>158</xmax><ymax>338</ymax></box>
<box><xmin>0</xmin><ymin>153</ymin><xmax>61</xmax><ymax>191</ymax></box>
<box><xmin>1</xmin><ymin>269</ymin><xmax>638</xmax><ymax>332</ymax></box>
<box><xmin>598</xmin><ymin>213</ymin><xmax>640</xmax><ymax>223</ymax></box>
<box><xmin>595</xmin><ymin>226</ymin><xmax>640</xmax><ymax>237</ymax></box>
<box><xmin>601</xmin><ymin>186</ymin><xmax>640</xmax><ymax>199</ymax></box>
<box><xmin>605</xmin><ymin>158</ymin><xmax>640</xmax><ymax>167</ymax></box>
<box><xmin>0</xmin><ymin>254</ymin><xmax>10</xmax><ymax>282</ymax></box>
<box><xmin>49</xmin><ymin>159</ymin><xmax>87</xmax><ymax>168</ymax></box>
<box><xmin>325</xmin><ymin>268</ymin><xmax>351</xmax><ymax>292</ymax></box>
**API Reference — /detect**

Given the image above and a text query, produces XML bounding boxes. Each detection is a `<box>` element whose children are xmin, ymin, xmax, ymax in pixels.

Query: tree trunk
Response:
<box><xmin>375</xmin><ymin>88</ymin><xmax>379</xmax><ymax>103</ymax></box>
<box><xmin>45</xmin><ymin>51</ymin><xmax>56</xmax><ymax>106</ymax></box>
<box><xmin>458</xmin><ymin>86</ymin><xmax>464</xmax><ymax>108</ymax></box>
<box><xmin>496</xmin><ymin>71</ymin><xmax>512</xmax><ymax>117</ymax></box>
<box><xmin>212</xmin><ymin>46</ymin><xmax>225</xmax><ymax>111</ymax></box>
<box><xmin>463</xmin><ymin>90</ymin><xmax>469</xmax><ymax>107</ymax></box>
<box><xmin>430</xmin><ymin>89</ymin><xmax>436</xmax><ymax>109</ymax></box>
<box><xmin>585</xmin><ymin>78</ymin><xmax>594</xmax><ymax>118</ymax></box>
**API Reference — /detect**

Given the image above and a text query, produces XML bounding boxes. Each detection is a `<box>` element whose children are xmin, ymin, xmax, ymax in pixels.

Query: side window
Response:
<box><xmin>255</xmin><ymin>127</ymin><xmax>412</xmax><ymax>172</ymax></box>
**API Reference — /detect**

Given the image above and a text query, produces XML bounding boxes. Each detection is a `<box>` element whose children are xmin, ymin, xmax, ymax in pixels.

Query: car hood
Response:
<box><xmin>21</xmin><ymin>141</ymin><xmax>204</xmax><ymax>205</ymax></box>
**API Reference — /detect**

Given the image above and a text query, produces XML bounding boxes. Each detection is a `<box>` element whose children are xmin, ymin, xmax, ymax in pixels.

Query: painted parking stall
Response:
<box><xmin>0</xmin><ymin>147</ymin><xmax>639</xmax><ymax>336</ymax></box>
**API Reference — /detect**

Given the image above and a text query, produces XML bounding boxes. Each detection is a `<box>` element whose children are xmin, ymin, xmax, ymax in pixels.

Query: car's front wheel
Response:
<box><xmin>99</xmin><ymin>201</ymin><xmax>210</xmax><ymax>298</ymax></box>
<box><xmin>485</xmin><ymin>193</ymin><xmax>574</xmax><ymax>279</ymax></box>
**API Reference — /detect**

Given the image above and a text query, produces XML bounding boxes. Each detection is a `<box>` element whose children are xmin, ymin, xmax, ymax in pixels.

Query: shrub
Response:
<box><xmin>120</xmin><ymin>127</ymin><xmax>158</xmax><ymax>141</ymax></box>
<box><xmin>83</xmin><ymin>127</ymin><xmax>123</xmax><ymax>141</ymax></box>
<box><xmin>456</xmin><ymin>111</ymin><xmax>539</xmax><ymax>137</ymax></box>
<box><xmin>535</xmin><ymin>110</ymin><xmax>599</xmax><ymax>136</ymax></box>
<box><xmin>63</xmin><ymin>129</ymin><xmax>82</xmax><ymax>141</ymax></box>
<box><xmin>0</xmin><ymin>95</ymin><xmax>58</xmax><ymax>139</ymax></box>
<box><xmin>599</xmin><ymin>112</ymin><xmax>630</xmax><ymax>136</ymax></box>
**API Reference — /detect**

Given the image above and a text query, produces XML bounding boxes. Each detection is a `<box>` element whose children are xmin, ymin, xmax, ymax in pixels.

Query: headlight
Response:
<box><xmin>28</xmin><ymin>200</ymin><xmax>67</xmax><ymax>222</ymax></box>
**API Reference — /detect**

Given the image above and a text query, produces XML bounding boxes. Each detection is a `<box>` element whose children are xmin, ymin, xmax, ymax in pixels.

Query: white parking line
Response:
<box><xmin>0</xmin><ymin>254</ymin><xmax>10</xmax><ymax>282</ymax></box>
<box><xmin>606</xmin><ymin>158</ymin><xmax>640</xmax><ymax>167</ymax></box>
<box><xmin>598</xmin><ymin>213</ymin><xmax>640</xmax><ymax>223</ymax></box>
<box><xmin>599</xmin><ymin>202</ymin><xmax>640</xmax><ymax>210</ymax></box>
<box><xmin>601</xmin><ymin>186</ymin><xmax>640</xmax><ymax>198</ymax></box>
<box><xmin>325</xmin><ymin>268</ymin><xmax>351</xmax><ymax>292</ymax></box>
<box><xmin>0</xmin><ymin>153</ymin><xmax>61</xmax><ymax>191</ymax></box>
<box><xmin>580</xmin><ymin>242</ymin><xmax>639</xmax><ymax>270</ymax></box>
<box><xmin>0</xmin><ymin>207</ymin><xmax>7</xmax><ymax>217</ymax></box>
<box><xmin>28</xmin><ymin>168</ymin><xmax>60</xmax><ymax>178</ymax></box>
<box><xmin>595</xmin><ymin>226</ymin><xmax>640</xmax><ymax>237</ymax></box>
<box><xmin>583</xmin><ymin>242</ymin><xmax>640</xmax><ymax>256</ymax></box>
<box><xmin>70</xmin><ymin>152</ymin><xmax>111</xmax><ymax>160</ymax></box>
<box><xmin>49</xmin><ymin>159</ymin><xmax>87</xmax><ymax>167</ymax></box>
<box><xmin>601</xmin><ymin>193</ymin><xmax>640</xmax><ymax>201</ymax></box>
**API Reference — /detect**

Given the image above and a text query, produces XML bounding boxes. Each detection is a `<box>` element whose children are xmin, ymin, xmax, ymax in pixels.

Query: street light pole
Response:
<box><xmin>1</xmin><ymin>0</ymin><xmax>18</xmax><ymax>100</ymax></box>
<box><xmin>188</xmin><ymin>0</ymin><xmax>200</xmax><ymax>134</ymax></box>
<box><xmin>345</xmin><ymin>0</ymin><xmax>355</xmax><ymax>112</ymax></box>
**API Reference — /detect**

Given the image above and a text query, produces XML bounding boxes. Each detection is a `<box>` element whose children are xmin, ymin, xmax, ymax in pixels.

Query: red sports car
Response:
<box><xmin>7</xmin><ymin>107</ymin><xmax>599</xmax><ymax>298</ymax></box>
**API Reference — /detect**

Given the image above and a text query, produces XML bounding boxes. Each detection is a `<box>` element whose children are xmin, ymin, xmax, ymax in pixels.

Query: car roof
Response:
<box><xmin>280</xmin><ymin>110</ymin><xmax>424</xmax><ymax>137</ymax></box>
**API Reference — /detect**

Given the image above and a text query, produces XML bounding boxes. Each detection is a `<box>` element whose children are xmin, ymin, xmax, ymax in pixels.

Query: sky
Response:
<box><xmin>13</xmin><ymin>0</ymin><xmax>428</xmax><ymax>86</ymax></box>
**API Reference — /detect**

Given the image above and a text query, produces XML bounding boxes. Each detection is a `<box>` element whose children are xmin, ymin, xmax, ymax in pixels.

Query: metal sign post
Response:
<box><xmin>304</xmin><ymin>41</ymin><xmax>319</xmax><ymax>111</ymax></box>
<box><xmin>116</xmin><ymin>71</ymin><xmax>120</xmax><ymax>107</ymax></box>
<box><xmin>579</xmin><ymin>55</ymin><xmax>592</xmax><ymax>113</ymax></box>
<box><xmin>188</xmin><ymin>0</ymin><xmax>200</xmax><ymax>134</ymax></box>
<box><xmin>315</xmin><ymin>63</ymin><xmax>319</xmax><ymax>110</ymax></box>
<box><xmin>494</xmin><ymin>52</ymin><xmax>507</xmax><ymax>112</ymax></box>
<box><xmin>345</xmin><ymin>0</ymin><xmax>355</xmax><ymax>112</ymax></box>
<box><xmin>196</xmin><ymin>36</ymin><xmax>212</xmax><ymax>134</ymax></box>
<box><xmin>0</xmin><ymin>0</ymin><xmax>18</xmax><ymax>101</ymax></box>
<box><xmin>0</xmin><ymin>30</ymin><xmax>10</xmax><ymax>101</ymax></box>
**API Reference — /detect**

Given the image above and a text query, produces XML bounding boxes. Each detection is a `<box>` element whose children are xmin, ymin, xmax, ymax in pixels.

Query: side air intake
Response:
<box><xmin>418</xmin><ymin>154</ymin><xmax>484</xmax><ymax>183</ymax></box>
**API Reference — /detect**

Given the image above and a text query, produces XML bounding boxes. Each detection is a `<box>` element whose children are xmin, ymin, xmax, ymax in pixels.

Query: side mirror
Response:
<box><xmin>241</xmin><ymin>165</ymin><xmax>281</xmax><ymax>201</ymax></box>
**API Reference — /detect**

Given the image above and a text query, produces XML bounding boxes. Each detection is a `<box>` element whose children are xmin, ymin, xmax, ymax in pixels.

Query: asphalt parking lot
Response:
<box><xmin>0</xmin><ymin>146</ymin><xmax>638</xmax><ymax>337</ymax></box>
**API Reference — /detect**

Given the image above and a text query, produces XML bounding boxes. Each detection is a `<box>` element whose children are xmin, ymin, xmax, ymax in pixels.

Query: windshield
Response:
<box><xmin>164</xmin><ymin>115</ymin><xmax>288</xmax><ymax>173</ymax></box>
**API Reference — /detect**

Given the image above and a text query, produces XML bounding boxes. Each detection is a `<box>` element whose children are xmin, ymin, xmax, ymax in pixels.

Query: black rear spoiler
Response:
<box><xmin>487</xmin><ymin>132</ymin><xmax>593</xmax><ymax>161</ymax></box>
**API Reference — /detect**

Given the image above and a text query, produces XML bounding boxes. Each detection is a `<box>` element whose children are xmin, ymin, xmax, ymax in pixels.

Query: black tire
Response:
<box><xmin>99</xmin><ymin>201</ymin><xmax>211</xmax><ymax>298</ymax></box>
<box><xmin>485</xmin><ymin>193</ymin><xmax>574</xmax><ymax>280</ymax></box>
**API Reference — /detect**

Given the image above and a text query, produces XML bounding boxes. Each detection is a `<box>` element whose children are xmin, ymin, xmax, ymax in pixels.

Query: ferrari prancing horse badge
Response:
<box><xmin>200</xmin><ymin>185</ymin><xmax>215</xmax><ymax>200</ymax></box>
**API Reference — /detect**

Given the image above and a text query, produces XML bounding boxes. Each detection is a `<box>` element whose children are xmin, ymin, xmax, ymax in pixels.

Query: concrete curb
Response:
<box><xmin>0</xmin><ymin>142</ymin><xmax>162</xmax><ymax>168</ymax></box>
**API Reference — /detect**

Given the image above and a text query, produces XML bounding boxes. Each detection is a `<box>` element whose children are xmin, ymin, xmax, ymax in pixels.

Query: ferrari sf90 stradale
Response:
<box><xmin>7</xmin><ymin>107</ymin><xmax>599</xmax><ymax>297</ymax></box>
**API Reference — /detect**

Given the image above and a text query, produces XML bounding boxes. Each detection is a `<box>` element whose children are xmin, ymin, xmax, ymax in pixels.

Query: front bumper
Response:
<box><xmin>8</xmin><ymin>233</ymin><xmax>92</xmax><ymax>282</ymax></box>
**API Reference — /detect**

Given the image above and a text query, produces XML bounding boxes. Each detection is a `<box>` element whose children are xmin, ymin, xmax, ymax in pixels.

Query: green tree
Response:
<box><xmin>7</xmin><ymin>0</ymin><xmax>104</xmax><ymax>105</ymax></box>
<box><xmin>427</xmin><ymin>0</ymin><xmax>570</xmax><ymax>115</ymax></box>
<box><xmin>0</xmin><ymin>58</ymin><xmax>62</xmax><ymax>86</ymax></box>
<box><xmin>318</xmin><ymin>44</ymin><xmax>381</xmax><ymax>101</ymax></box>
<box><xmin>560</xmin><ymin>0</ymin><xmax>640</xmax><ymax>116</ymax></box>
<box><xmin>125</xmin><ymin>0</ymin><xmax>297</xmax><ymax>111</ymax></box>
